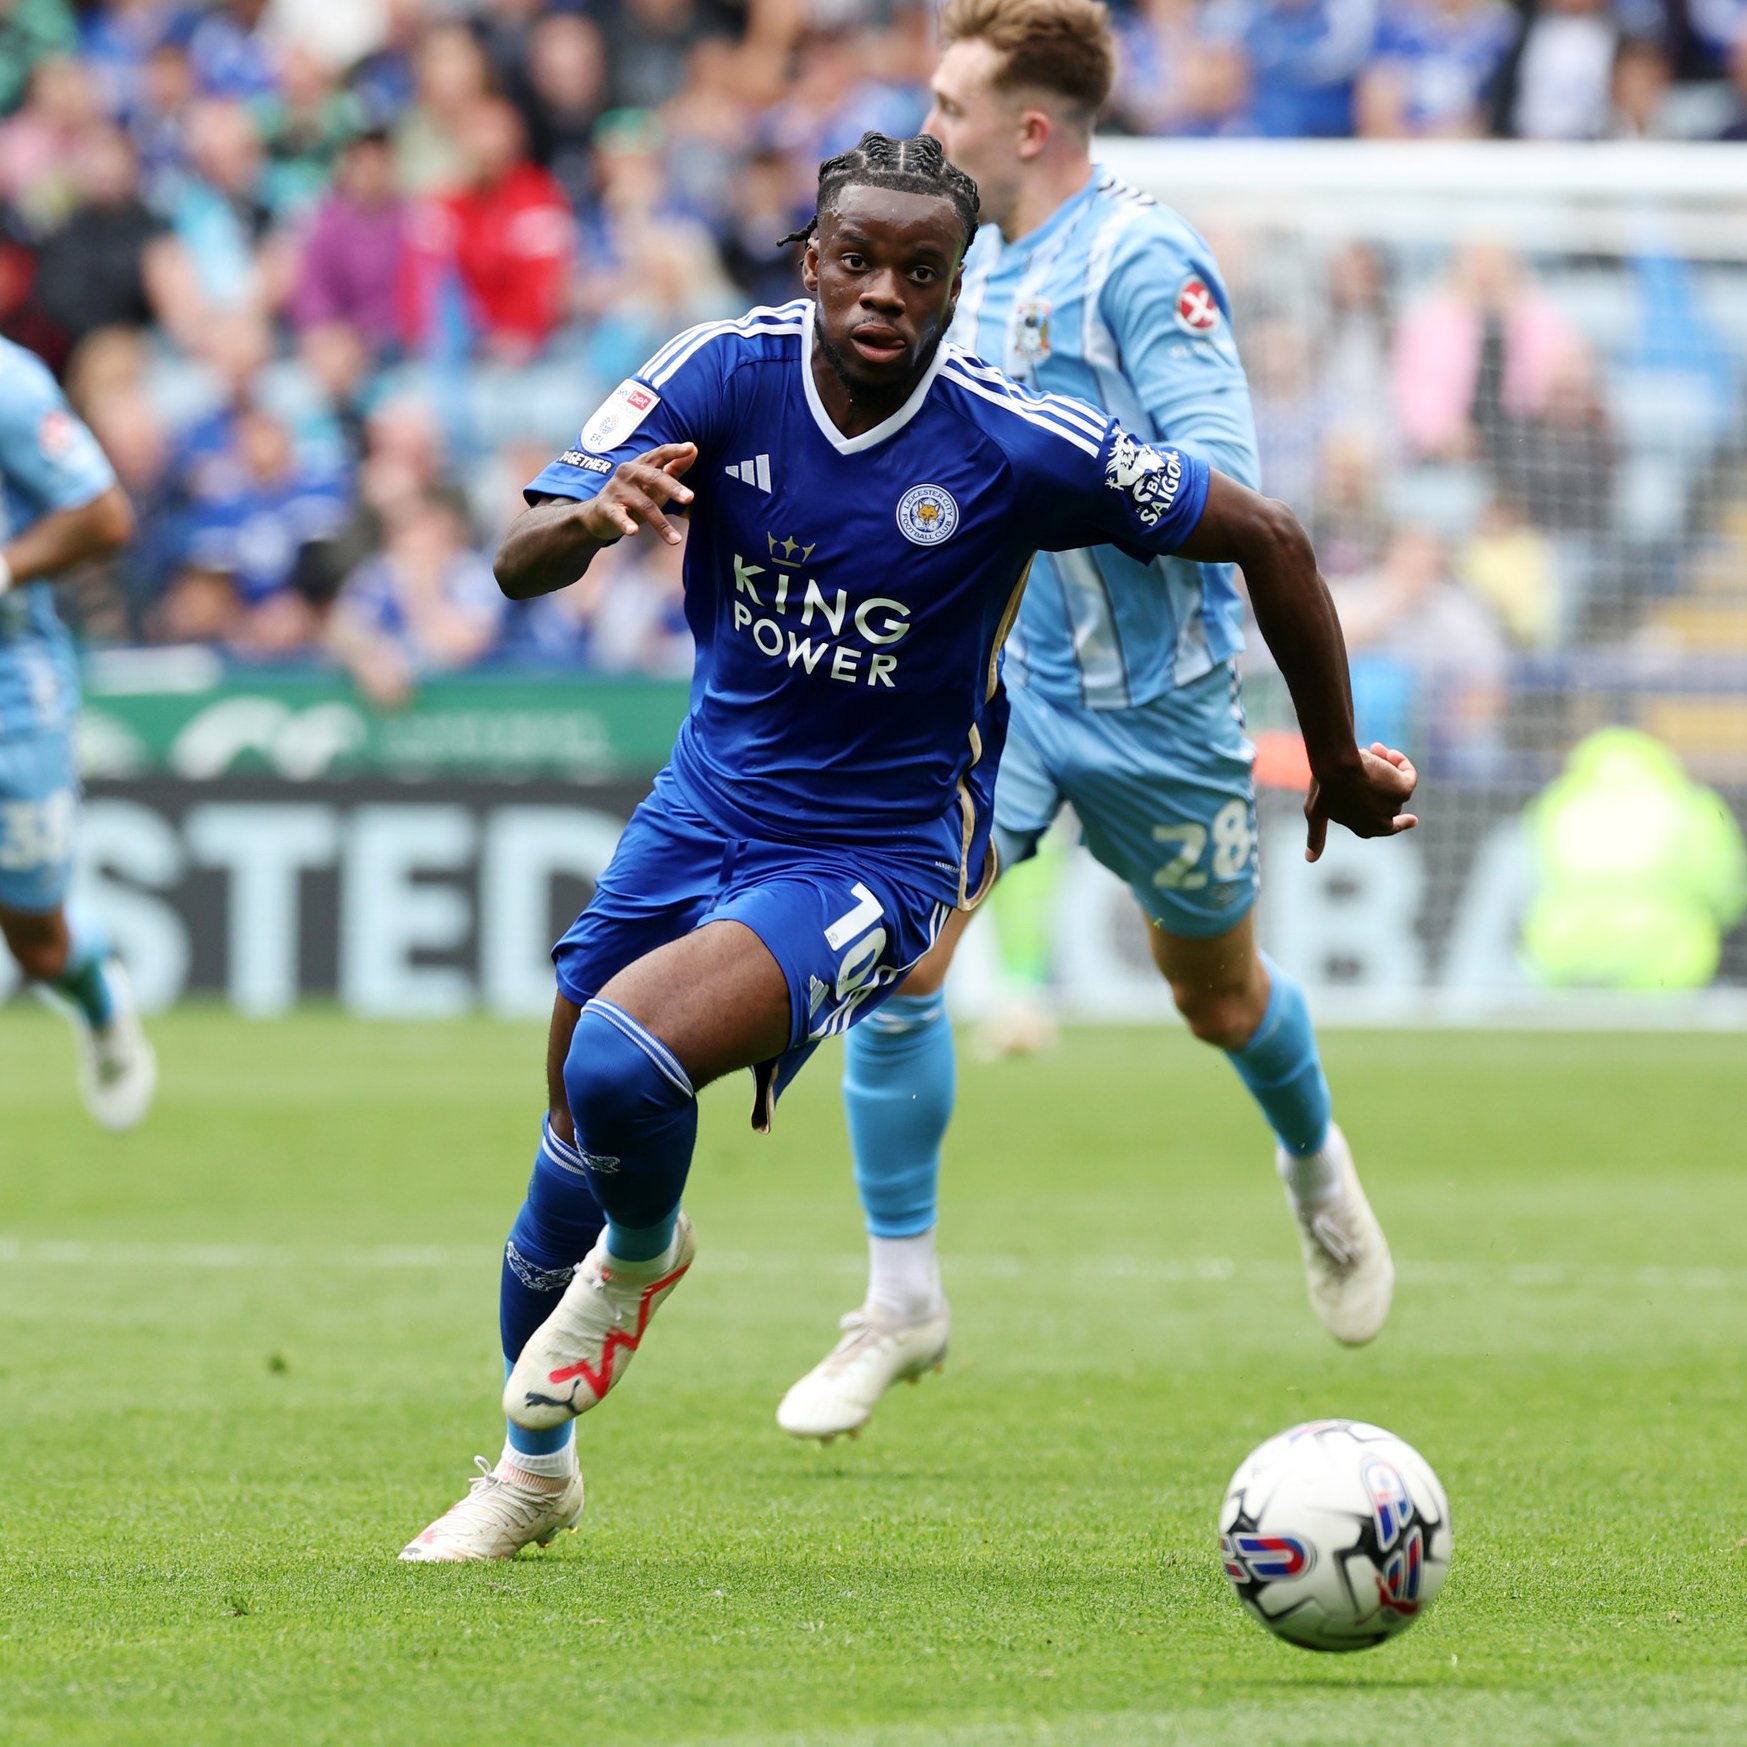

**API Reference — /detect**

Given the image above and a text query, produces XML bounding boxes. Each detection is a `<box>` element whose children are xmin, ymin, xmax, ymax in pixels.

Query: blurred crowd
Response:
<box><xmin>1224</xmin><ymin>225</ymin><xmax>1747</xmax><ymax>780</ymax></box>
<box><xmin>3</xmin><ymin>0</ymin><xmax>1747</xmax><ymax>711</ymax></box>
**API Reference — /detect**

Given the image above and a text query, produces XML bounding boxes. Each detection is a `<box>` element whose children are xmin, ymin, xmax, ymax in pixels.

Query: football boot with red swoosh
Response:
<box><xmin>504</xmin><ymin>1215</ymin><xmax>697</xmax><ymax>1429</ymax></box>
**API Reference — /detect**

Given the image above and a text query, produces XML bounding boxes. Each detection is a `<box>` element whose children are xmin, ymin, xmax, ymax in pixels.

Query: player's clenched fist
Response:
<box><xmin>577</xmin><ymin>442</ymin><xmax>698</xmax><ymax>547</ymax></box>
<box><xmin>1303</xmin><ymin>743</ymin><xmax>1419</xmax><ymax>863</ymax></box>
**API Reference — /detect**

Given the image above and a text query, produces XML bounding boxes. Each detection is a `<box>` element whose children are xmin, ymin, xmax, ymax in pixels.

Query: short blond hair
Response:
<box><xmin>938</xmin><ymin>0</ymin><xmax>1116</xmax><ymax>127</ymax></box>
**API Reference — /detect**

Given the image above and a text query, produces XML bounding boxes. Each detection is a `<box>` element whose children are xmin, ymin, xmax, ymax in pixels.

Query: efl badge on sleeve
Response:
<box><xmin>581</xmin><ymin>379</ymin><xmax>661</xmax><ymax>453</ymax></box>
<box><xmin>1174</xmin><ymin>275</ymin><xmax>1221</xmax><ymax>336</ymax></box>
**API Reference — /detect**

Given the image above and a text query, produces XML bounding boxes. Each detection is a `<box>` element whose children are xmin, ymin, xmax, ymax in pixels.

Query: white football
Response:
<box><xmin>1219</xmin><ymin>1419</ymin><xmax>1452</xmax><ymax>1651</ymax></box>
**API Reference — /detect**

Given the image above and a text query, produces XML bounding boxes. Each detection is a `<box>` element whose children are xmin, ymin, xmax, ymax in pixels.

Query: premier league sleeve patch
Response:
<box><xmin>1174</xmin><ymin>275</ymin><xmax>1222</xmax><ymax>336</ymax></box>
<box><xmin>580</xmin><ymin>379</ymin><xmax>662</xmax><ymax>453</ymax></box>
<box><xmin>896</xmin><ymin>484</ymin><xmax>959</xmax><ymax>546</ymax></box>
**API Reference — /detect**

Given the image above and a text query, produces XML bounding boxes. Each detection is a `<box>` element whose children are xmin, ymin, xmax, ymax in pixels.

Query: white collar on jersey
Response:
<box><xmin>800</xmin><ymin>299</ymin><xmax>950</xmax><ymax>457</ymax></box>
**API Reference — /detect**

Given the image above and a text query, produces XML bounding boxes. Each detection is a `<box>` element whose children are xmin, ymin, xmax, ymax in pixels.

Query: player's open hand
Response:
<box><xmin>579</xmin><ymin>442</ymin><xmax>698</xmax><ymax>547</ymax></box>
<box><xmin>1304</xmin><ymin>742</ymin><xmax>1418</xmax><ymax>862</ymax></box>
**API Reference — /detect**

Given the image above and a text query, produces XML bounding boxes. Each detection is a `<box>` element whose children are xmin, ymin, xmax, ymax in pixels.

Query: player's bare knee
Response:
<box><xmin>3</xmin><ymin>926</ymin><xmax>66</xmax><ymax>983</ymax></box>
<box><xmin>1172</xmin><ymin>981</ymin><xmax>1264</xmax><ymax>1051</ymax></box>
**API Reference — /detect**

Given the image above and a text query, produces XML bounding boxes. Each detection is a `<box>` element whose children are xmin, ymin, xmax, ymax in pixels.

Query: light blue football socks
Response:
<box><xmin>842</xmin><ymin>991</ymin><xmax>954</xmax><ymax>1239</ymax></box>
<box><xmin>841</xmin><ymin>955</ymin><xmax>1338</xmax><ymax>1261</ymax></box>
<box><xmin>1230</xmin><ymin>954</ymin><xmax>1332</xmax><ymax>1159</ymax></box>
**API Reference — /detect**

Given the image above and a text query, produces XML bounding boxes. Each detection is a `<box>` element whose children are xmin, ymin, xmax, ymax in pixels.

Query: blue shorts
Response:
<box><xmin>0</xmin><ymin>731</ymin><xmax>79</xmax><ymax>913</ymax></box>
<box><xmin>554</xmin><ymin>773</ymin><xmax>951</xmax><ymax>1060</ymax></box>
<box><xmin>995</xmin><ymin>663</ymin><xmax>1258</xmax><ymax>939</ymax></box>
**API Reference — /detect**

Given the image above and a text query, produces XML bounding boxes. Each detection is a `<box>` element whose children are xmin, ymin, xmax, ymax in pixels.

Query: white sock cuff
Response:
<box><xmin>866</xmin><ymin>1229</ymin><xmax>944</xmax><ymax>1319</ymax></box>
<box><xmin>500</xmin><ymin>1438</ymin><xmax>576</xmax><ymax>1479</ymax></box>
<box><xmin>1277</xmin><ymin>1135</ymin><xmax>1342</xmax><ymax>1206</ymax></box>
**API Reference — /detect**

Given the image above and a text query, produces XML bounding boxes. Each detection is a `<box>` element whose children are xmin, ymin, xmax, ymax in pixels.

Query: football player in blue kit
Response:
<box><xmin>0</xmin><ymin>337</ymin><xmax>155</xmax><ymax>1130</ymax></box>
<box><xmin>400</xmin><ymin>131</ymin><xmax>1416</xmax><ymax>1561</ymax></box>
<box><xmin>777</xmin><ymin>0</ymin><xmax>1403</xmax><ymax>1446</ymax></box>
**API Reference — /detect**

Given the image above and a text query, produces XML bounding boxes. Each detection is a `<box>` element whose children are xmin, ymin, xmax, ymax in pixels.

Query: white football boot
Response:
<box><xmin>75</xmin><ymin>961</ymin><xmax>157</xmax><ymax>1132</ymax></box>
<box><xmin>1281</xmin><ymin>1124</ymin><xmax>1394</xmax><ymax>1346</ymax></box>
<box><xmin>776</xmin><ymin>1301</ymin><xmax>951</xmax><ymax>1442</ymax></box>
<box><xmin>399</xmin><ymin>1456</ymin><xmax>584</xmax><ymax>1562</ymax></box>
<box><xmin>504</xmin><ymin>1215</ymin><xmax>697</xmax><ymax>1430</ymax></box>
<box><xmin>970</xmin><ymin>993</ymin><xmax>1059</xmax><ymax>1063</ymax></box>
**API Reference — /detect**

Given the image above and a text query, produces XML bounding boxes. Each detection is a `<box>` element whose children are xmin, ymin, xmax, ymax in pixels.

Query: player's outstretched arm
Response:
<box><xmin>495</xmin><ymin>442</ymin><xmax>697</xmax><ymax>600</ymax></box>
<box><xmin>1174</xmin><ymin>471</ymin><xmax>1418</xmax><ymax>862</ymax></box>
<box><xmin>0</xmin><ymin>484</ymin><xmax>133</xmax><ymax>595</ymax></box>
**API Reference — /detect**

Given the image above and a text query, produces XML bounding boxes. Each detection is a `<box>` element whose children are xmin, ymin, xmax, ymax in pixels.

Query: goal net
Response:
<box><xmin>964</xmin><ymin>142</ymin><xmax>1747</xmax><ymax>1024</ymax></box>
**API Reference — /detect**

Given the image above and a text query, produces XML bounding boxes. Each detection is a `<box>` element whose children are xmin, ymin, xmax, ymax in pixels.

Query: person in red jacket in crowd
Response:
<box><xmin>405</xmin><ymin>96</ymin><xmax>574</xmax><ymax>362</ymax></box>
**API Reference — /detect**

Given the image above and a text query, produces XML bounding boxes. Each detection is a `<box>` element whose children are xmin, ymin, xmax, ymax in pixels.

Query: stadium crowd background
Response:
<box><xmin>3</xmin><ymin>0</ymin><xmax>1747</xmax><ymax>784</ymax></box>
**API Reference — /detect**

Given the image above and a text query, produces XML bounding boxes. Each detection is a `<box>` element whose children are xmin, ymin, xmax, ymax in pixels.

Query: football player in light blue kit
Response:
<box><xmin>0</xmin><ymin>337</ymin><xmax>155</xmax><ymax>1130</ymax></box>
<box><xmin>400</xmin><ymin>132</ymin><xmax>1415</xmax><ymax>1560</ymax></box>
<box><xmin>776</xmin><ymin>0</ymin><xmax>1401</xmax><ymax>1443</ymax></box>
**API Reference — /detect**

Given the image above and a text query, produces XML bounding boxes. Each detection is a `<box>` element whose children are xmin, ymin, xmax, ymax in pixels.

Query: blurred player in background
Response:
<box><xmin>399</xmin><ymin>132</ymin><xmax>1415</xmax><ymax>1561</ymax></box>
<box><xmin>777</xmin><ymin>0</ymin><xmax>1397</xmax><ymax>1446</ymax></box>
<box><xmin>0</xmin><ymin>337</ymin><xmax>155</xmax><ymax>1130</ymax></box>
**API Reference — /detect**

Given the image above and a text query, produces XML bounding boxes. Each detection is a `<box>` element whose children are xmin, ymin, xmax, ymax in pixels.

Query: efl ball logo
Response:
<box><xmin>1363</xmin><ymin>1459</ymin><xmax>1427</xmax><ymax>1613</ymax></box>
<box><xmin>896</xmin><ymin>484</ymin><xmax>959</xmax><ymax>546</ymax></box>
<box><xmin>1175</xmin><ymin>275</ymin><xmax>1221</xmax><ymax>335</ymax></box>
<box><xmin>1218</xmin><ymin>1419</ymin><xmax>1452</xmax><ymax>1652</ymax></box>
<box><xmin>1221</xmin><ymin>1531</ymin><xmax>1316</xmax><ymax>1583</ymax></box>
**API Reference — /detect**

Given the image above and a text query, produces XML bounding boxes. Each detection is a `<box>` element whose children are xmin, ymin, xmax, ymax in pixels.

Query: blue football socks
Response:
<box><xmin>563</xmin><ymin>1000</ymin><xmax>696</xmax><ymax>1262</ymax></box>
<box><xmin>842</xmin><ymin>991</ymin><xmax>954</xmax><ymax>1239</ymax></box>
<box><xmin>52</xmin><ymin>909</ymin><xmax>116</xmax><ymax>1030</ymax></box>
<box><xmin>1229</xmin><ymin>954</ymin><xmax>1332</xmax><ymax>1159</ymax></box>
<box><xmin>498</xmin><ymin>1000</ymin><xmax>698</xmax><ymax>1462</ymax></box>
<box><xmin>500</xmin><ymin>1116</ymin><xmax>604</xmax><ymax>1459</ymax></box>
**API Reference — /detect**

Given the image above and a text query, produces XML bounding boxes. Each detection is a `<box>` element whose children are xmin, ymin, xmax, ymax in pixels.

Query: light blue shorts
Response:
<box><xmin>0</xmin><ymin>731</ymin><xmax>79</xmax><ymax>913</ymax></box>
<box><xmin>994</xmin><ymin>663</ymin><xmax>1259</xmax><ymax>939</ymax></box>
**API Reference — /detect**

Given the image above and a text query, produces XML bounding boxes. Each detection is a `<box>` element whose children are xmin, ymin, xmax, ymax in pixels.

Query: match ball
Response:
<box><xmin>1218</xmin><ymin>1419</ymin><xmax>1452</xmax><ymax>1651</ymax></box>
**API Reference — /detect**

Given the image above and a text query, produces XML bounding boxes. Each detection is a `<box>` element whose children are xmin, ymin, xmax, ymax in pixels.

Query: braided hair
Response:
<box><xmin>780</xmin><ymin>132</ymin><xmax>980</xmax><ymax>253</ymax></box>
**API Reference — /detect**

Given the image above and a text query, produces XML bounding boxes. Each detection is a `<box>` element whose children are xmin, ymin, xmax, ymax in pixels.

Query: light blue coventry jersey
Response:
<box><xmin>0</xmin><ymin>338</ymin><xmax>117</xmax><ymax>739</ymax></box>
<box><xmin>527</xmin><ymin>300</ymin><xmax>1210</xmax><ymax>909</ymax></box>
<box><xmin>953</xmin><ymin>170</ymin><xmax>1260</xmax><ymax>710</ymax></box>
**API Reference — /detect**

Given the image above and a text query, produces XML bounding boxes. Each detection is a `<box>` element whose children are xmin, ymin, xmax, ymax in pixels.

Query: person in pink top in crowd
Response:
<box><xmin>1391</xmin><ymin>241</ymin><xmax>1579</xmax><ymax>462</ymax></box>
<box><xmin>289</xmin><ymin>129</ymin><xmax>409</xmax><ymax>355</ymax></box>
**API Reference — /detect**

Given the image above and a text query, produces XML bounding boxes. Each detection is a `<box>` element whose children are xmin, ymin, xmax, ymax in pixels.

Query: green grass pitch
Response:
<box><xmin>2</xmin><ymin>1009</ymin><xmax>1744</xmax><ymax>1746</ymax></box>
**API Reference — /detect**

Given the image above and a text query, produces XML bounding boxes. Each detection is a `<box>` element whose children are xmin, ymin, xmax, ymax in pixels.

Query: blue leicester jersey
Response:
<box><xmin>953</xmin><ymin>170</ymin><xmax>1260</xmax><ymax>711</ymax></box>
<box><xmin>527</xmin><ymin>300</ymin><xmax>1211</xmax><ymax>908</ymax></box>
<box><xmin>0</xmin><ymin>339</ymin><xmax>117</xmax><ymax>740</ymax></box>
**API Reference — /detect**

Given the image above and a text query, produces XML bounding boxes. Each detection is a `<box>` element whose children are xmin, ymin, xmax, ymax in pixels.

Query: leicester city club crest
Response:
<box><xmin>896</xmin><ymin>484</ymin><xmax>959</xmax><ymax>546</ymax></box>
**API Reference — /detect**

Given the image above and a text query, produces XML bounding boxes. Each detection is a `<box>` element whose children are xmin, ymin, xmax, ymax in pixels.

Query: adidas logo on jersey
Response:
<box><xmin>725</xmin><ymin>454</ymin><xmax>772</xmax><ymax>492</ymax></box>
